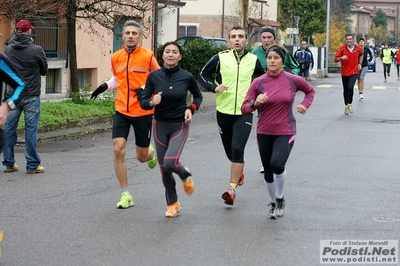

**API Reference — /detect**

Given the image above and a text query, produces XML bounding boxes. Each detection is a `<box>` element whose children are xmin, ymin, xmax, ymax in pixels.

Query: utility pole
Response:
<box><xmin>324</xmin><ymin>0</ymin><xmax>330</xmax><ymax>77</ymax></box>
<box><xmin>294</xmin><ymin>15</ymin><xmax>300</xmax><ymax>45</ymax></box>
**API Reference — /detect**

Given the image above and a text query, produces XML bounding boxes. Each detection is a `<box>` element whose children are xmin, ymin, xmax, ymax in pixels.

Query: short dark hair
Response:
<box><xmin>345</xmin><ymin>33</ymin><xmax>353</xmax><ymax>39</ymax></box>
<box><xmin>228</xmin><ymin>26</ymin><xmax>247</xmax><ymax>39</ymax></box>
<box><xmin>161</xmin><ymin>41</ymin><xmax>182</xmax><ymax>55</ymax></box>
<box><xmin>266</xmin><ymin>44</ymin><xmax>286</xmax><ymax>64</ymax></box>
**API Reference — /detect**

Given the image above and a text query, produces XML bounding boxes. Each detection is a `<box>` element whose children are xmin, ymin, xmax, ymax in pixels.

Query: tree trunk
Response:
<box><xmin>66</xmin><ymin>0</ymin><xmax>79</xmax><ymax>102</ymax></box>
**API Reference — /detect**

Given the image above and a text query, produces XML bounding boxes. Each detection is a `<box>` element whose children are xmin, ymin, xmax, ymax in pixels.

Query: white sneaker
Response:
<box><xmin>260</xmin><ymin>166</ymin><xmax>264</xmax><ymax>173</ymax></box>
<box><xmin>274</xmin><ymin>197</ymin><xmax>286</xmax><ymax>218</ymax></box>
<box><xmin>359</xmin><ymin>94</ymin><xmax>364</xmax><ymax>101</ymax></box>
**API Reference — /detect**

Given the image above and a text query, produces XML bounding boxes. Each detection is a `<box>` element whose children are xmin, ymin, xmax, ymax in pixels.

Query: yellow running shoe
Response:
<box><xmin>116</xmin><ymin>192</ymin><xmax>134</xmax><ymax>209</ymax></box>
<box><xmin>348</xmin><ymin>104</ymin><xmax>353</xmax><ymax>114</ymax></box>
<box><xmin>147</xmin><ymin>144</ymin><xmax>157</xmax><ymax>169</ymax></box>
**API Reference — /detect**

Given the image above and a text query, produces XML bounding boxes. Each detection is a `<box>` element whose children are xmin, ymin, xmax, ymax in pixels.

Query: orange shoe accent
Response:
<box><xmin>182</xmin><ymin>176</ymin><xmax>194</xmax><ymax>195</ymax></box>
<box><xmin>165</xmin><ymin>202</ymin><xmax>181</xmax><ymax>217</ymax></box>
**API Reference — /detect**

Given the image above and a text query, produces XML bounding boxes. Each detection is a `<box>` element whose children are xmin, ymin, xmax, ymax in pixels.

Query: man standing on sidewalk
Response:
<box><xmin>334</xmin><ymin>34</ymin><xmax>363</xmax><ymax>115</ymax></box>
<box><xmin>2</xmin><ymin>19</ymin><xmax>48</xmax><ymax>174</ymax></box>
<box><xmin>91</xmin><ymin>20</ymin><xmax>159</xmax><ymax>209</ymax></box>
<box><xmin>294</xmin><ymin>40</ymin><xmax>314</xmax><ymax>82</ymax></box>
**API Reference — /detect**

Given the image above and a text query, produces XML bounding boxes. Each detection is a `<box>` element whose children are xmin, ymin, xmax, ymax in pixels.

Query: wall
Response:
<box><xmin>75</xmin><ymin>20</ymin><xmax>113</xmax><ymax>91</ymax></box>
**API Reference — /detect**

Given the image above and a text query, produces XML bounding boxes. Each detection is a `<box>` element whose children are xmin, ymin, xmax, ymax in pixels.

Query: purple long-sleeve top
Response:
<box><xmin>241</xmin><ymin>70</ymin><xmax>315</xmax><ymax>136</ymax></box>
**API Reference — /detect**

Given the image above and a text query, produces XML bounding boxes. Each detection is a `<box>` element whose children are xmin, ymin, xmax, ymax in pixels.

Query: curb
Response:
<box><xmin>17</xmin><ymin>115</ymin><xmax>114</xmax><ymax>142</ymax></box>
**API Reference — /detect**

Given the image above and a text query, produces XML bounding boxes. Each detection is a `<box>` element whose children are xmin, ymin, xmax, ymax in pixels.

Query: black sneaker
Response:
<box><xmin>274</xmin><ymin>197</ymin><xmax>285</xmax><ymax>218</ymax></box>
<box><xmin>267</xmin><ymin>202</ymin><xmax>276</xmax><ymax>219</ymax></box>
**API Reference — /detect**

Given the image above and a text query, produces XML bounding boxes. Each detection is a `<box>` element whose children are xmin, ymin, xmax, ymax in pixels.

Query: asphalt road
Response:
<box><xmin>0</xmin><ymin>60</ymin><xmax>399</xmax><ymax>265</ymax></box>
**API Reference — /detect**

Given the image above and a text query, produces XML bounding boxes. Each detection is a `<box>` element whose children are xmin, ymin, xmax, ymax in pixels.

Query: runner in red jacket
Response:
<box><xmin>334</xmin><ymin>34</ymin><xmax>363</xmax><ymax>115</ymax></box>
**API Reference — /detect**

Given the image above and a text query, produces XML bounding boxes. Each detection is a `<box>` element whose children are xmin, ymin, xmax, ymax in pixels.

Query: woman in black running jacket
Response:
<box><xmin>141</xmin><ymin>41</ymin><xmax>203</xmax><ymax>218</ymax></box>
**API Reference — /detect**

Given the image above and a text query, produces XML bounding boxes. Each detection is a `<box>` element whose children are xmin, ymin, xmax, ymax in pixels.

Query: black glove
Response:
<box><xmin>134</xmin><ymin>88</ymin><xmax>144</xmax><ymax>105</ymax></box>
<box><xmin>91</xmin><ymin>83</ymin><xmax>108</xmax><ymax>99</ymax></box>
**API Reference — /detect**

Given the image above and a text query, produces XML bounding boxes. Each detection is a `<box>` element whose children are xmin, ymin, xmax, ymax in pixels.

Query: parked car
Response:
<box><xmin>175</xmin><ymin>36</ymin><xmax>227</xmax><ymax>47</ymax></box>
<box><xmin>367</xmin><ymin>47</ymin><xmax>376</xmax><ymax>72</ymax></box>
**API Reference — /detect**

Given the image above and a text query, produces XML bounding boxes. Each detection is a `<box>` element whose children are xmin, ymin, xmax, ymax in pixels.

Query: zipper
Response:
<box><xmin>126</xmin><ymin>53</ymin><xmax>130</xmax><ymax>113</ymax></box>
<box><xmin>234</xmin><ymin>51</ymin><xmax>240</xmax><ymax>115</ymax></box>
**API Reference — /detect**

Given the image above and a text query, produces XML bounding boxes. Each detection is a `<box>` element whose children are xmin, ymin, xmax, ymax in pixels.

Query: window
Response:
<box><xmin>78</xmin><ymin>69</ymin><xmax>93</xmax><ymax>91</ymax></box>
<box><xmin>45</xmin><ymin>69</ymin><xmax>56</xmax><ymax>94</ymax></box>
<box><xmin>179</xmin><ymin>24</ymin><xmax>199</xmax><ymax>38</ymax></box>
<box><xmin>362</xmin><ymin>18</ymin><xmax>364</xmax><ymax>29</ymax></box>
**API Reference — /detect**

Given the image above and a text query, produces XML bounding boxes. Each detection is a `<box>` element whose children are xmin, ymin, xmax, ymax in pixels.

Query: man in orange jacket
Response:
<box><xmin>91</xmin><ymin>20</ymin><xmax>160</xmax><ymax>209</ymax></box>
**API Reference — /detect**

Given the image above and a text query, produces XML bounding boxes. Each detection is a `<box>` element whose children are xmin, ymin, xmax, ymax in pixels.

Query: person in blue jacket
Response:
<box><xmin>0</xmin><ymin>52</ymin><xmax>26</xmax><ymax>154</ymax></box>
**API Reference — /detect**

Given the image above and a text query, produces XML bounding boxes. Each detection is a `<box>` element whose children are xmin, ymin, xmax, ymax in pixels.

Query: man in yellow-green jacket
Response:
<box><xmin>198</xmin><ymin>26</ymin><xmax>264</xmax><ymax>206</ymax></box>
<box><xmin>380</xmin><ymin>43</ymin><xmax>394</xmax><ymax>82</ymax></box>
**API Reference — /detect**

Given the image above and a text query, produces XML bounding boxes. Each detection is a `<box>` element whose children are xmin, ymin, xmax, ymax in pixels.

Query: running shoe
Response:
<box><xmin>274</xmin><ymin>197</ymin><xmax>285</xmax><ymax>218</ymax></box>
<box><xmin>344</xmin><ymin>106</ymin><xmax>349</xmax><ymax>115</ymax></box>
<box><xmin>221</xmin><ymin>187</ymin><xmax>236</xmax><ymax>205</ymax></box>
<box><xmin>3</xmin><ymin>164</ymin><xmax>18</xmax><ymax>173</ymax></box>
<box><xmin>165</xmin><ymin>202</ymin><xmax>181</xmax><ymax>218</ymax></box>
<box><xmin>359</xmin><ymin>94</ymin><xmax>364</xmax><ymax>101</ymax></box>
<box><xmin>388</xmin><ymin>72</ymin><xmax>390</xmax><ymax>77</ymax></box>
<box><xmin>182</xmin><ymin>169</ymin><xmax>194</xmax><ymax>195</ymax></box>
<box><xmin>267</xmin><ymin>202</ymin><xmax>276</xmax><ymax>219</ymax></box>
<box><xmin>237</xmin><ymin>173</ymin><xmax>245</xmax><ymax>186</ymax></box>
<box><xmin>348</xmin><ymin>104</ymin><xmax>353</xmax><ymax>114</ymax></box>
<box><xmin>147</xmin><ymin>144</ymin><xmax>157</xmax><ymax>169</ymax></box>
<box><xmin>116</xmin><ymin>192</ymin><xmax>134</xmax><ymax>209</ymax></box>
<box><xmin>260</xmin><ymin>166</ymin><xmax>264</xmax><ymax>173</ymax></box>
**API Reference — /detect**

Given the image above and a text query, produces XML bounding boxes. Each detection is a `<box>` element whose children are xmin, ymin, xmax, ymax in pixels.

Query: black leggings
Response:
<box><xmin>341</xmin><ymin>74</ymin><xmax>357</xmax><ymax>105</ymax></box>
<box><xmin>153</xmin><ymin>120</ymin><xmax>191</xmax><ymax>206</ymax></box>
<box><xmin>383</xmin><ymin>63</ymin><xmax>391</xmax><ymax>79</ymax></box>
<box><xmin>257</xmin><ymin>134</ymin><xmax>294</xmax><ymax>183</ymax></box>
<box><xmin>216</xmin><ymin>111</ymin><xmax>253</xmax><ymax>163</ymax></box>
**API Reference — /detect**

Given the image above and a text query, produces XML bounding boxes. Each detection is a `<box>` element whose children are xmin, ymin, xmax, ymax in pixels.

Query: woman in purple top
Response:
<box><xmin>242</xmin><ymin>44</ymin><xmax>315</xmax><ymax>219</ymax></box>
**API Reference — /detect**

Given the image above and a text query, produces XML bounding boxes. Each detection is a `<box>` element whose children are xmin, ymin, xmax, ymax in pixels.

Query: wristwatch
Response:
<box><xmin>7</xmin><ymin>100</ymin><xmax>16</xmax><ymax>110</ymax></box>
<box><xmin>250</xmin><ymin>100</ymin><xmax>255</xmax><ymax>107</ymax></box>
<box><xmin>149</xmin><ymin>100</ymin><xmax>153</xmax><ymax>107</ymax></box>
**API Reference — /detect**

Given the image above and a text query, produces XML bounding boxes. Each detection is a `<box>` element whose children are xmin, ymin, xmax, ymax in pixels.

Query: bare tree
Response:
<box><xmin>0</xmin><ymin>0</ymin><xmax>155</xmax><ymax>102</ymax></box>
<box><xmin>65</xmin><ymin>0</ymin><xmax>154</xmax><ymax>101</ymax></box>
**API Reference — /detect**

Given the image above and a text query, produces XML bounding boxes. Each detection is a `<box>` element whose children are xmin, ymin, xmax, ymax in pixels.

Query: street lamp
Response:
<box><xmin>294</xmin><ymin>15</ymin><xmax>300</xmax><ymax>45</ymax></box>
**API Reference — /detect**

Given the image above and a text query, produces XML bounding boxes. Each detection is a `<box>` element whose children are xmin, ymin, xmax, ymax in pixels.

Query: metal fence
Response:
<box><xmin>32</xmin><ymin>21</ymin><xmax>68</xmax><ymax>59</ymax></box>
